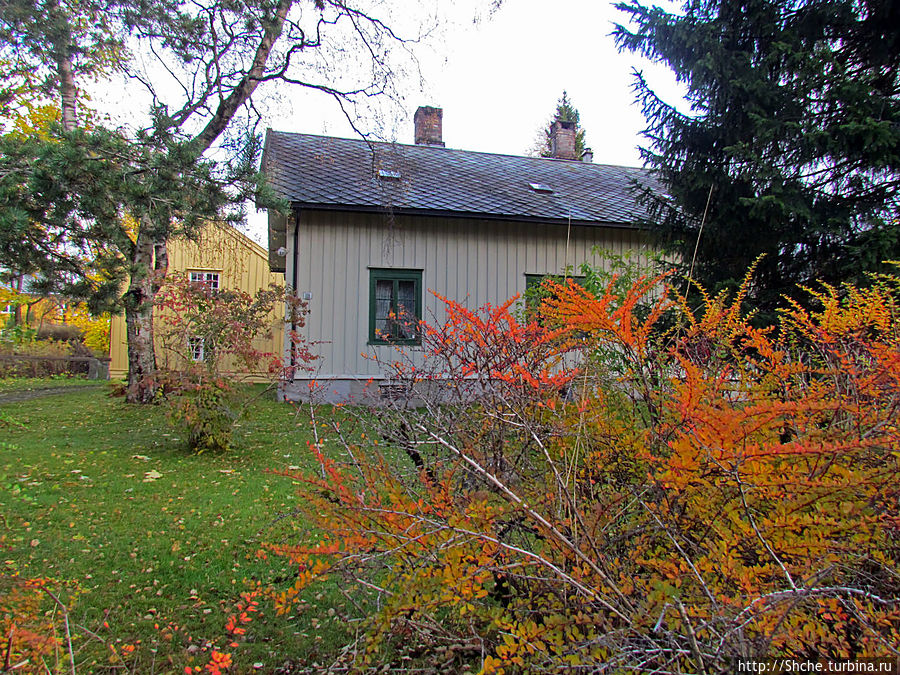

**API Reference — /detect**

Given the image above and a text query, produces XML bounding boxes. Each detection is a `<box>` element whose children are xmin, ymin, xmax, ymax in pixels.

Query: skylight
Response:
<box><xmin>529</xmin><ymin>182</ymin><xmax>553</xmax><ymax>194</ymax></box>
<box><xmin>378</xmin><ymin>169</ymin><xmax>402</xmax><ymax>181</ymax></box>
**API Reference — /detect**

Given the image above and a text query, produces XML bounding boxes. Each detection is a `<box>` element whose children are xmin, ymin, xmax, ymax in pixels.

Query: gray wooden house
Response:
<box><xmin>262</xmin><ymin>107</ymin><xmax>654</xmax><ymax>402</ymax></box>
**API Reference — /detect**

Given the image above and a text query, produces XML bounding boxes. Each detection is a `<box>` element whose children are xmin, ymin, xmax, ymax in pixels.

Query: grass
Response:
<box><xmin>1</xmin><ymin>383</ymin><xmax>357</xmax><ymax>673</ymax></box>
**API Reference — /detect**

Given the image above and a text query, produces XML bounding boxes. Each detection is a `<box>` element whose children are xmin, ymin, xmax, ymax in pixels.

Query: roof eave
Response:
<box><xmin>285</xmin><ymin>201</ymin><xmax>646</xmax><ymax>230</ymax></box>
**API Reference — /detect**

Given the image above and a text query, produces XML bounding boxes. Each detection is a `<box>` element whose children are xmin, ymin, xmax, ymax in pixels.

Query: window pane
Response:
<box><xmin>396</xmin><ymin>280</ymin><xmax>417</xmax><ymax>339</ymax></box>
<box><xmin>370</xmin><ymin>270</ymin><xmax>422</xmax><ymax>344</ymax></box>
<box><xmin>374</xmin><ymin>279</ymin><xmax>393</xmax><ymax>338</ymax></box>
<box><xmin>189</xmin><ymin>336</ymin><xmax>205</xmax><ymax>361</ymax></box>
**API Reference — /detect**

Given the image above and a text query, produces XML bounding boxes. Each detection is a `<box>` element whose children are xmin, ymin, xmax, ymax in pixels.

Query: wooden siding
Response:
<box><xmin>293</xmin><ymin>210</ymin><xmax>652</xmax><ymax>379</ymax></box>
<box><xmin>109</xmin><ymin>225</ymin><xmax>285</xmax><ymax>380</ymax></box>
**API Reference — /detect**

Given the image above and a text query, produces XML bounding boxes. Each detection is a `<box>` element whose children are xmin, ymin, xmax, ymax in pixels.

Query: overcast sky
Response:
<box><xmin>262</xmin><ymin>0</ymin><xmax>685</xmax><ymax>151</ymax></box>
<box><xmin>415</xmin><ymin>0</ymin><xmax>681</xmax><ymax>163</ymax></box>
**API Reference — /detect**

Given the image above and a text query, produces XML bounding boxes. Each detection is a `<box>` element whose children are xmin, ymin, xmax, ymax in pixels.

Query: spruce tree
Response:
<box><xmin>534</xmin><ymin>91</ymin><xmax>588</xmax><ymax>158</ymax></box>
<box><xmin>614</xmin><ymin>0</ymin><xmax>900</xmax><ymax>318</ymax></box>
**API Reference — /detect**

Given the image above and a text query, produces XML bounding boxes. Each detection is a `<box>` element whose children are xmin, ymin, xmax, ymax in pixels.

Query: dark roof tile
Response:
<box><xmin>262</xmin><ymin>130</ymin><xmax>655</xmax><ymax>226</ymax></box>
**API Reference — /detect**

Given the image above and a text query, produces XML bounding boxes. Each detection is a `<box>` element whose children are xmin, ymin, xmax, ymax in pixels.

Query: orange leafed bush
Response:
<box><xmin>0</xmin><ymin>571</ymin><xmax>79</xmax><ymax>672</ymax></box>
<box><xmin>267</xmin><ymin>269</ymin><xmax>900</xmax><ymax>672</ymax></box>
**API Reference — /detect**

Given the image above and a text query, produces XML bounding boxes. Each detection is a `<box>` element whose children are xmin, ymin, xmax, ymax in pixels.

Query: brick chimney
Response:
<box><xmin>414</xmin><ymin>106</ymin><xmax>444</xmax><ymax>146</ymax></box>
<box><xmin>550</xmin><ymin>120</ymin><xmax>577</xmax><ymax>160</ymax></box>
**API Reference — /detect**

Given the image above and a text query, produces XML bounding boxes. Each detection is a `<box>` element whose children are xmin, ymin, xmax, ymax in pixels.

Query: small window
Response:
<box><xmin>524</xmin><ymin>273</ymin><xmax>587</xmax><ymax>316</ymax></box>
<box><xmin>525</xmin><ymin>273</ymin><xmax>587</xmax><ymax>291</ymax></box>
<box><xmin>529</xmin><ymin>183</ymin><xmax>554</xmax><ymax>194</ymax></box>
<box><xmin>188</xmin><ymin>336</ymin><xmax>205</xmax><ymax>362</ymax></box>
<box><xmin>189</xmin><ymin>271</ymin><xmax>220</xmax><ymax>290</ymax></box>
<box><xmin>379</xmin><ymin>382</ymin><xmax>410</xmax><ymax>400</ymax></box>
<box><xmin>369</xmin><ymin>269</ymin><xmax>423</xmax><ymax>345</ymax></box>
<box><xmin>378</xmin><ymin>169</ymin><xmax>402</xmax><ymax>181</ymax></box>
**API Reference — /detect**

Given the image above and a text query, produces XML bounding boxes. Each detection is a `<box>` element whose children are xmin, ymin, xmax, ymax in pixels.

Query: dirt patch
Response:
<box><xmin>0</xmin><ymin>384</ymin><xmax>104</xmax><ymax>405</ymax></box>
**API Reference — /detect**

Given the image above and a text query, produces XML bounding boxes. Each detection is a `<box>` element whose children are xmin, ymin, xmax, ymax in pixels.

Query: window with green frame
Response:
<box><xmin>524</xmin><ymin>273</ymin><xmax>587</xmax><ymax>311</ymax></box>
<box><xmin>369</xmin><ymin>269</ymin><xmax>423</xmax><ymax>345</ymax></box>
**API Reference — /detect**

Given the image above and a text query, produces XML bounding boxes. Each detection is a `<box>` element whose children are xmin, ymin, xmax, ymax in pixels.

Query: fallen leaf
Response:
<box><xmin>143</xmin><ymin>470</ymin><xmax>162</xmax><ymax>482</ymax></box>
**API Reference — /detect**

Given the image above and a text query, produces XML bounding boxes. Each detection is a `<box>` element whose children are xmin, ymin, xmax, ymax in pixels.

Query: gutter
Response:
<box><xmin>286</xmin><ymin>202</ymin><xmax>648</xmax><ymax>231</ymax></box>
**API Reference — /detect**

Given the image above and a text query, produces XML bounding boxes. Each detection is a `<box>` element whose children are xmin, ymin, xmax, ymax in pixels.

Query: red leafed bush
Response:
<box><xmin>0</xmin><ymin>570</ymin><xmax>80</xmax><ymax>672</ymax></box>
<box><xmin>155</xmin><ymin>274</ymin><xmax>316</xmax><ymax>452</ymax></box>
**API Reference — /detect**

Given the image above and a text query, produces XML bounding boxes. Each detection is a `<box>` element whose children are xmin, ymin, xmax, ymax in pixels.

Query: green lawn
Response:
<box><xmin>1</xmin><ymin>384</ymin><xmax>354</xmax><ymax>673</ymax></box>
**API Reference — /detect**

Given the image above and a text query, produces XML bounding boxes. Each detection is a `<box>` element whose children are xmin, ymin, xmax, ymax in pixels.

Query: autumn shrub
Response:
<box><xmin>168</xmin><ymin>376</ymin><xmax>239</xmax><ymax>453</ymax></box>
<box><xmin>156</xmin><ymin>274</ymin><xmax>315</xmax><ymax>453</ymax></box>
<box><xmin>261</xmin><ymin>269</ymin><xmax>900</xmax><ymax>673</ymax></box>
<box><xmin>66</xmin><ymin>307</ymin><xmax>111</xmax><ymax>356</ymax></box>
<box><xmin>0</xmin><ymin>568</ymin><xmax>80</xmax><ymax>673</ymax></box>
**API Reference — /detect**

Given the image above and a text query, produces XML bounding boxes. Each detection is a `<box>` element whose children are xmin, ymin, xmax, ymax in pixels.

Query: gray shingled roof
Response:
<box><xmin>262</xmin><ymin>130</ymin><xmax>654</xmax><ymax>226</ymax></box>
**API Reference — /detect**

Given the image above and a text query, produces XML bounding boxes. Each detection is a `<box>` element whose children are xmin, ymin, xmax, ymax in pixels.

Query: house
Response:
<box><xmin>108</xmin><ymin>224</ymin><xmax>284</xmax><ymax>381</ymax></box>
<box><xmin>262</xmin><ymin>106</ymin><xmax>655</xmax><ymax>403</ymax></box>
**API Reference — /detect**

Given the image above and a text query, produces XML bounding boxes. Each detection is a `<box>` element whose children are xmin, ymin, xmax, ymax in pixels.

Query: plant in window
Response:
<box><xmin>370</xmin><ymin>269</ymin><xmax>422</xmax><ymax>344</ymax></box>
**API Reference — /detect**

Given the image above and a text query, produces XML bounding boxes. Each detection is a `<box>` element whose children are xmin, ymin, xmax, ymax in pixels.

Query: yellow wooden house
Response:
<box><xmin>108</xmin><ymin>224</ymin><xmax>284</xmax><ymax>381</ymax></box>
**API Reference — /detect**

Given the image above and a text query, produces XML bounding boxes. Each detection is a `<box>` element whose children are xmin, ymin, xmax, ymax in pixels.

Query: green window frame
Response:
<box><xmin>369</xmin><ymin>268</ymin><xmax>423</xmax><ymax>345</ymax></box>
<box><xmin>525</xmin><ymin>273</ymin><xmax>587</xmax><ymax>290</ymax></box>
<box><xmin>524</xmin><ymin>273</ymin><xmax>587</xmax><ymax>309</ymax></box>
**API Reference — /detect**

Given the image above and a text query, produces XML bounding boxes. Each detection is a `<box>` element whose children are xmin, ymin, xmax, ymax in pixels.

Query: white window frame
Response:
<box><xmin>189</xmin><ymin>271</ymin><xmax>220</xmax><ymax>291</ymax></box>
<box><xmin>188</xmin><ymin>336</ymin><xmax>205</xmax><ymax>362</ymax></box>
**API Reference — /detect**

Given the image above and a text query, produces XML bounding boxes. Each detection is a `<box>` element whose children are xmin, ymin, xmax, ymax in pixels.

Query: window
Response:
<box><xmin>188</xmin><ymin>336</ymin><xmax>205</xmax><ymax>362</ymax></box>
<box><xmin>525</xmin><ymin>273</ymin><xmax>586</xmax><ymax>294</ymax></box>
<box><xmin>189</xmin><ymin>271</ymin><xmax>220</xmax><ymax>290</ymax></box>
<box><xmin>369</xmin><ymin>269</ymin><xmax>422</xmax><ymax>345</ymax></box>
<box><xmin>524</xmin><ymin>273</ymin><xmax>587</xmax><ymax>317</ymax></box>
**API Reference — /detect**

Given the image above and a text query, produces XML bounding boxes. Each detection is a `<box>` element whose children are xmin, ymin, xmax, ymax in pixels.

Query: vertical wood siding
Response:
<box><xmin>295</xmin><ymin>210</ymin><xmax>652</xmax><ymax>379</ymax></box>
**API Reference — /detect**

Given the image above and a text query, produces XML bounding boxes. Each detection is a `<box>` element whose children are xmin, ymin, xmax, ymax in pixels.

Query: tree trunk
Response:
<box><xmin>124</xmin><ymin>229</ymin><xmax>160</xmax><ymax>403</ymax></box>
<box><xmin>47</xmin><ymin>0</ymin><xmax>78</xmax><ymax>132</ymax></box>
<box><xmin>192</xmin><ymin>0</ymin><xmax>293</xmax><ymax>153</ymax></box>
<box><xmin>123</xmin><ymin>0</ymin><xmax>290</xmax><ymax>400</ymax></box>
<box><xmin>56</xmin><ymin>49</ymin><xmax>77</xmax><ymax>131</ymax></box>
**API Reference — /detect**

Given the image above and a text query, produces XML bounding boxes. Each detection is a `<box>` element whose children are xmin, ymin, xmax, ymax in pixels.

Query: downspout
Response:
<box><xmin>289</xmin><ymin>208</ymin><xmax>301</xmax><ymax>378</ymax></box>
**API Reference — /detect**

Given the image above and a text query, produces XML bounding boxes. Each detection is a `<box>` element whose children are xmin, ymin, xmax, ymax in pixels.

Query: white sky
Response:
<box><xmin>263</xmin><ymin>0</ymin><xmax>686</xmax><ymax>157</ymax></box>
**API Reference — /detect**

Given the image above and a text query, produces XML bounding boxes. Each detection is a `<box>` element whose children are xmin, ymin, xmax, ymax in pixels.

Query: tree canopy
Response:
<box><xmin>0</xmin><ymin>0</ymin><xmax>124</xmax><ymax>129</ymax></box>
<box><xmin>614</xmin><ymin>0</ymin><xmax>900</xmax><ymax>317</ymax></box>
<box><xmin>0</xmin><ymin>0</ymin><xmax>427</xmax><ymax>401</ymax></box>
